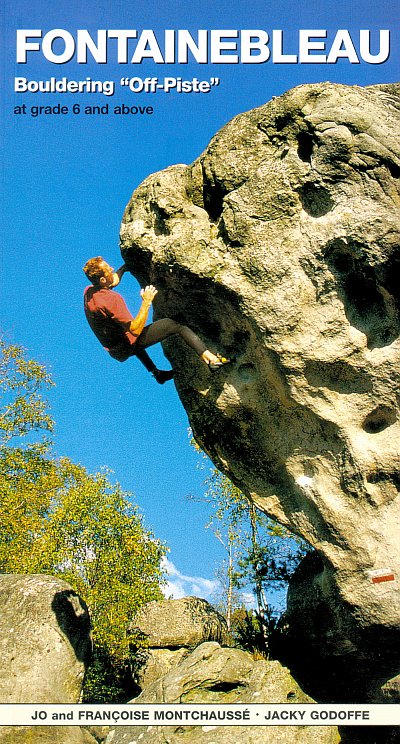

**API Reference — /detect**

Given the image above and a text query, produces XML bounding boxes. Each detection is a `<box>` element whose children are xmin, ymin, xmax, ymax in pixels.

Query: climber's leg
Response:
<box><xmin>133</xmin><ymin>318</ymin><xmax>233</xmax><ymax>379</ymax></box>
<box><xmin>134</xmin><ymin>319</ymin><xmax>207</xmax><ymax>356</ymax></box>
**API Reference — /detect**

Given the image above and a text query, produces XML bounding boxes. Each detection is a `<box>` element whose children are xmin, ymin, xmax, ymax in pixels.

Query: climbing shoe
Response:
<box><xmin>208</xmin><ymin>355</ymin><xmax>234</xmax><ymax>372</ymax></box>
<box><xmin>152</xmin><ymin>369</ymin><xmax>175</xmax><ymax>384</ymax></box>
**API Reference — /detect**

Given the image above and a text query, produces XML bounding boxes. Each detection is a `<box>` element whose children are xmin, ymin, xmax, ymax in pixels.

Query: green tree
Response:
<box><xmin>190</xmin><ymin>439</ymin><xmax>308</xmax><ymax>646</ymax></box>
<box><xmin>0</xmin><ymin>338</ymin><xmax>166</xmax><ymax>700</ymax></box>
<box><xmin>0</xmin><ymin>337</ymin><xmax>54</xmax><ymax>444</ymax></box>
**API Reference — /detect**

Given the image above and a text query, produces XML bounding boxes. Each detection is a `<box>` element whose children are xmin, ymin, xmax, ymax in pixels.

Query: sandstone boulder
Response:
<box><xmin>0</xmin><ymin>727</ymin><xmax>97</xmax><ymax>744</ymax></box>
<box><xmin>131</xmin><ymin>597</ymin><xmax>228</xmax><ymax>689</ymax></box>
<box><xmin>83</xmin><ymin>725</ymin><xmax>112</xmax><ymax>743</ymax></box>
<box><xmin>131</xmin><ymin>596</ymin><xmax>228</xmax><ymax>648</ymax></box>
<box><xmin>134</xmin><ymin>647</ymin><xmax>189</xmax><ymax>689</ymax></box>
<box><xmin>105</xmin><ymin>642</ymin><xmax>339</xmax><ymax>744</ymax></box>
<box><xmin>120</xmin><ymin>82</ymin><xmax>400</xmax><ymax>697</ymax></box>
<box><xmin>0</xmin><ymin>574</ymin><xmax>91</xmax><ymax>704</ymax></box>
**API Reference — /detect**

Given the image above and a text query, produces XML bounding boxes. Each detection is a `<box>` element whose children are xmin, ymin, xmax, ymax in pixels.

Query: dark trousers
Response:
<box><xmin>133</xmin><ymin>319</ymin><xmax>207</xmax><ymax>372</ymax></box>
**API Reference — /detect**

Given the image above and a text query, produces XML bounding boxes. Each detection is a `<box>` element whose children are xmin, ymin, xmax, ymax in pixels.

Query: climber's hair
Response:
<box><xmin>83</xmin><ymin>256</ymin><xmax>106</xmax><ymax>285</ymax></box>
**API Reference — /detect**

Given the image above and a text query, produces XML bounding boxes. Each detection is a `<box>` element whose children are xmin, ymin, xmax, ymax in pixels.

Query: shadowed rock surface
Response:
<box><xmin>105</xmin><ymin>642</ymin><xmax>339</xmax><ymax>744</ymax></box>
<box><xmin>120</xmin><ymin>82</ymin><xmax>400</xmax><ymax>699</ymax></box>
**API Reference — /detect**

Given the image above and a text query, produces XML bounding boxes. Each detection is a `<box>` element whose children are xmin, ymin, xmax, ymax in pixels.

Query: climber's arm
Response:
<box><xmin>110</xmin><ymin>264</ymin><xmax>128</xmax><ymax>288</ymax></box>
<box><xmin>121</xmin><ymin>286</ymin><xmax>158</xmax><ymax>337</ymax></box>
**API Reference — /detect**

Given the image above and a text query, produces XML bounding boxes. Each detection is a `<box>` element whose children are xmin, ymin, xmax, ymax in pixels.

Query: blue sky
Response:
<box><xmin>1</xmin><ymin>0</ymin><xmax>399</xmax><ymax>602</ymax></box>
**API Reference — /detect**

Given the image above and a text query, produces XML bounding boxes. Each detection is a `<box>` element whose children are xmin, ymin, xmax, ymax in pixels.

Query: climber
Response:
<box><xmin>83</xmin><ymin>257</ymin><xmax>232</xmax><ymax>384</ymax></box>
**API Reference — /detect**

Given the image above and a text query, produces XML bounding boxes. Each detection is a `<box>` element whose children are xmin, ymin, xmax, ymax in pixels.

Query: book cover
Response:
<box><xmin>1</xmin><ymin>0</ymin><xmax>399</xmax><ymax>741</ymax></box>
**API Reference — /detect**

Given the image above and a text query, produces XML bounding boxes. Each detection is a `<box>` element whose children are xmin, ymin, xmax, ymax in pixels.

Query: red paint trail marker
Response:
<box><xmin>367</xmin><ymin>568</ymin><xmax>396</xmax><ymax>584</ymax></box>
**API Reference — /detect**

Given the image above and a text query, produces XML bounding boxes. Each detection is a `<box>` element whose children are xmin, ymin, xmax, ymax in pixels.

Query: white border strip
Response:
<box><xmin>0</xmin><ymin>704</ymin><xmax>399</xmax><ymax>727</ymax></box>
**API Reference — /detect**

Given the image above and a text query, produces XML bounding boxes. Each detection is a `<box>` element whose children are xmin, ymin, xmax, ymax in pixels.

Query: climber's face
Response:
<box><xmin>98</xmin><ymin>261</ymin><xmax>115</xmax><ymax>288</ymax></box>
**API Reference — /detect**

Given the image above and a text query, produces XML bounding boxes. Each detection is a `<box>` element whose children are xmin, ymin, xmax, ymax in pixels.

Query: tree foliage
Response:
<box><xmin>190</xmin><ymin>439</ymin><xmax>309</xmax><ymax>637</ymax></box>
<box><xmin>0</xmin><ymin>338</ymin><xmax>54</xmax><ymax>444</ymax></box>
<box><xmin>0</xmin><ymin>451</ymin><xmax>165</xmax><ymax>660</ymax></box>
<box><xmin>0</xmin><ymin>338</ymin><xmax>166</xmax><ymax>698</ymax></box>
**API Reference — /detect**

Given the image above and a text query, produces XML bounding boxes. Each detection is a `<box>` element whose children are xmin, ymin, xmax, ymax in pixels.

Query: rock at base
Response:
<box><xmin>0</xmin><ymin>574</ymin><xmax>92</xmax><ymax>704</ymax></box>
<box><xmin>106</xmin><ymin>642</ymin><xmax>339</xmax><ymax>744</ymax></box>
<box><xmin>135</xmin><ymin>647</ymin><xmax>189</xmax><ymax>689</ymax></box>
<box><xmin>0</xmin><ymin>727</ymin><xmax>97</xmax><ymax>744</ymax></box>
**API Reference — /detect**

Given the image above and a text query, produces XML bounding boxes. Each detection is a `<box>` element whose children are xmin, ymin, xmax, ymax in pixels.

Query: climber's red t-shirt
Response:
<box><xmin>84</xmin><ymin>286</ymin><xmax>138</xmax><ymax>361</ymax></box>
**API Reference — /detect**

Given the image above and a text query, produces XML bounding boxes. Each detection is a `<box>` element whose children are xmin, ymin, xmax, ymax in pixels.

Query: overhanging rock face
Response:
<box><xmin>121</xmin><ymin>83</ymin><xmax>400</xmax><ymax>691</ymax></box>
